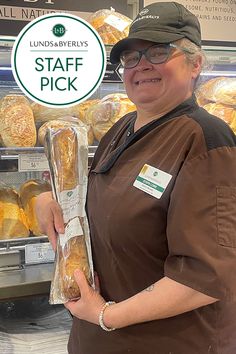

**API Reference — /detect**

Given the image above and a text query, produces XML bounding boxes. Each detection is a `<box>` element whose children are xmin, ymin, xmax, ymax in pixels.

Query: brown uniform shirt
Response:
<box><xmin>68</xmin><ymin>96</ymin><xmax>236</xmax><ymax>354</ymax></box>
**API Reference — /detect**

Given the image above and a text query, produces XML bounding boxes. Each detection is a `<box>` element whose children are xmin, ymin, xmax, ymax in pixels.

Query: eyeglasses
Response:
<box><xmin>120</xmin><ymin>43</ymin><xmax>194</xmax><ymax>69</ymax></box>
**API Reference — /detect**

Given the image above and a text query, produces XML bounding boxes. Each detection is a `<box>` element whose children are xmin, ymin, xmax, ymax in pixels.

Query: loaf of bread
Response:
<box><xmin>203</xmin><ymin>102</ymin><xmax>236</xmax><ymax>126</ymax></box>
<box><xmin>75</xmin><ymin>99</ymin><xmax>100</xmax><ymax>123</ymax></box>
<box><xmin>88</xmin><ymin>9</ymin><xmax>132</xmax><ymax>45</ymax></box>
<box><xmin>38</xmin><ymin>119</ymin><xmax>94</xmax><ymax>146</ymax></box>
<box><xmin>59</xmin><ymin>235</ymin><xmax>91</xmax><ymax>299</ymax></box>
<box><xmin>230</xmin><ymin>115</ymin><xmax>236</xmax><ymax>134</ymax></box>
<box><xmin>196</xmin><ymin>77</ymin><xmax>236</xmax><ymax>106</ymax></box>
<box><xmin>47</xmin><ymin>127</ymin><xmax>93</xmax><ymax>303</ymax></box>
<box><xmin>0</xmin><ymin>187</ymin><xmax>30</xmax><ymax>239</ymax></box>
<box><xmin>86</xmin><ymin>93</ymin><xmax>136</xmax><ymax>141</ymax></box>
<box><xmin>0</xmin><ymin>95</ymin><xmax>36</xmax><ymax>147</ymax></box>
<box><xmin>49</xmin><ymin>128</ymin><xmax>79</xmax><ymax>191</ymax></box>
<box><xmin>31</xmin><ymin>99</ymin><xmax>99</xmax><ymax>124</ymax></box>
<box><xmin>211</xmin><ymin>78</ymin><xmax>236</xmax><ymax>106</ymax></box>
<box><xmin>19</xmin><ymin>179</ymin><xmax>51</xmax><ymax>236</ymax></box>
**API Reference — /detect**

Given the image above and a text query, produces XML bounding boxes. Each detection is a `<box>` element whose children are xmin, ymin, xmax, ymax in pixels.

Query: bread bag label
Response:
<box><xmin>59</xmin><ymin>217</ymin><xmax>83</xmax><ymax>249</ymax></box>
<box><xmin>104</xmin><ymin>14</ymin><xmax>129</xmax><ymax>32</ymax></box>
<box><xmin>60</xmin><ymin>185</ymin><xmax>86</xmax><ymax>222</ymax></box>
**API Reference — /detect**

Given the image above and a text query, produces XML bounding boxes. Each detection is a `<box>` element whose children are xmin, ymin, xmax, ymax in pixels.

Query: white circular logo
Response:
<box><xmin>11</xmin><ymin>13</ymin><xmax>106</xmax><ymax>107</ymax></box>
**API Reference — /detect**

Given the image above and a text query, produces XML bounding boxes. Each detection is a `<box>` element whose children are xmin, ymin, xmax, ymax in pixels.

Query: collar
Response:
<box><xmin>92</xmin><ymin>95</ymin><xmax>199</xmax><ymax>174</ymax></box>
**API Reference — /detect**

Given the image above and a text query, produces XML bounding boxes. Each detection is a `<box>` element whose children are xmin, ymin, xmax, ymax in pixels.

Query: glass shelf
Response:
<box><xmin>0</xmin><ymin>145</ymin><xmax>97</xmax><ymax>159</ymax></box>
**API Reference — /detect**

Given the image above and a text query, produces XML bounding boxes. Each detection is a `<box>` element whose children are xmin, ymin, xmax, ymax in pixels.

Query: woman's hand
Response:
<box><xmin>65</xmin><ymin>270</ymin><xmax>106</xmax><ymax>325</ymax></box>
<box><xmin>35</xmin><ymin>191</ymin><xmax>64</xmax><ymax>251</ymax></box>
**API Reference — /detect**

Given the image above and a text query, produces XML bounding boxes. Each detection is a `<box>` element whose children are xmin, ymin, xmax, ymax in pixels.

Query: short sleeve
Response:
<box><xmin>164</xmin><ymin>146</ymin><xmax>236</xmax><ymax>301</ymax></box>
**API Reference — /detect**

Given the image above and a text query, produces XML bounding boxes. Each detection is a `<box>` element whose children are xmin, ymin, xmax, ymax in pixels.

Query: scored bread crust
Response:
<box><xmin>0</xmin><ymin>95</ymin><xmax>36</xmax><ymax>147</ymax></box>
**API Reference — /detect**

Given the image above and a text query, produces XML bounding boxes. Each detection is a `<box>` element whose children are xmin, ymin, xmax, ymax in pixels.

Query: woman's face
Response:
<box><xmin>122</xmin><ymin>40</ymin><xmax>201</xmax><ymax>113</ymax></box>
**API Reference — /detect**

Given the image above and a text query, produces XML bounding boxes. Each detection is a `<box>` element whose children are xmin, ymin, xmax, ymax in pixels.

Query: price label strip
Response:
<box><xmin>18</xmin><ymin>153</ymin><xmax>49</xmax><ymax>172</ymax></box>
<box><xmin>25</xmin><ymin>242</ymin><xmax>55</xmax><ymax>264</ymax></box>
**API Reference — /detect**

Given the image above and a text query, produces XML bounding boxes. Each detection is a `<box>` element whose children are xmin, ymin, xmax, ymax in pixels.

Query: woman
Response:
<box><xmin>36</xmin><ymin>2</ymin><xmax>236</xmax><ymax>353</ymax></box>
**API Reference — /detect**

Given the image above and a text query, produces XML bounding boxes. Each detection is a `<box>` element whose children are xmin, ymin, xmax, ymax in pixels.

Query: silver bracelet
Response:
<box><xmin>99</xmin><ymin>301</ymin><xmax>116</xmax><ymax>332</ymax></box>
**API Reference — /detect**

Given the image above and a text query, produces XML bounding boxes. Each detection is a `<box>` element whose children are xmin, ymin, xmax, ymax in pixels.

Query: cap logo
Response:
<box><xmin>139</xmin><ymin>9</ymin><xmax>149</xmax><ymax>16</ymax></box>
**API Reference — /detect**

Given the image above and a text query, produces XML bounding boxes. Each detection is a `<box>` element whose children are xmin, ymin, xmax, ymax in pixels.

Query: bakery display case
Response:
<box><xmin>0</xmin><ymin>37</ymin><xmax>235</xmax><ymax>301</ymax></box>
<box><xmin>0</xmin><ymin>36</ymin><xmax>127</xmax><ymax>301</ymax></box>
<box><xmin>196</xmin><ymin>46</ymin><xmax>236</xmax><ymax>130</ymax></box>
<box><xmin>0</xmin><ymin>146</ymin><xmax>54</xmax><ymax>300</ymax></box>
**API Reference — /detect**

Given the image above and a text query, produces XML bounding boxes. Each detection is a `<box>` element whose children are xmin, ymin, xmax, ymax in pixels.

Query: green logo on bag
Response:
<box><xmin>67</xmin><ymin>191</ymin><xmax>73</xmax><ymax>197</ymax></box>
<box><xmin>52</xmin><ymin>24</ymin><xmax>66</xmax><ymax>37</ymax></box>
<box><xmin>153</xmin><ymin>171</ymin><xmax>158</xmax><ymax>177</ymax></box>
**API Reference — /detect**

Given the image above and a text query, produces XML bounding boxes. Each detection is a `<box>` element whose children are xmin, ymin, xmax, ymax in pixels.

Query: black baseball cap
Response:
<box><xmin>110</xmin><ymin>1</ymin><xmax>201</xmax><ymax>64</ymax></box>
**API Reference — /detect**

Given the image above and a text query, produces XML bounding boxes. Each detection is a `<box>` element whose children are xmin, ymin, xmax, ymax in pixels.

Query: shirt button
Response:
<box><xmin>127</xmin><ymin>131</ymin><xmax>131</xmax><ymax>137</ymax></box>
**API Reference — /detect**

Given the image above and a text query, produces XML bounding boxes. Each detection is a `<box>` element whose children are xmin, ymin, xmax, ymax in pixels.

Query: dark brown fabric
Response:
<box><xmin>68</xmin><ymin>97</ymin><xmax>236</xmax><ymax>354</ymax></box>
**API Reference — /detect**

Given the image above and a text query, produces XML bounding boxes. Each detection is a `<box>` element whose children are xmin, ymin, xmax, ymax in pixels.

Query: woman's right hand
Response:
<box><xmin>35</xmin><ymin>191</ymin><xmax>64</xmax><ymax>251</ymax></box>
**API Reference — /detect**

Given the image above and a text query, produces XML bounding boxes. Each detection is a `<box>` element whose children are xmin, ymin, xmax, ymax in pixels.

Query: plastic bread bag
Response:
<box><xmin>85</xmin><ymin>93</ymin><xmax>136</xmax><ymax>141</ymax></box>
<box><xmin>38</xmin><ymin>115</ymin><xmax>94</xmax><ymax>146</ymax></box>
<box><xmin>88</xmin><ymin>8</ymin><xmax>132</xmax><ymax>45</ymax></box>
<box><xmin>45</xmin><ymin>126</ymin><xmax>94</xmax><ymax>304</ymax></box>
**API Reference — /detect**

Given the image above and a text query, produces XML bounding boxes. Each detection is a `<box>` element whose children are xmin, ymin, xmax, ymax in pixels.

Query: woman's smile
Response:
<box><xmin>134</xmin><ymin>78</ymin><xmax>161</xmax><ymax>85</ymax></box>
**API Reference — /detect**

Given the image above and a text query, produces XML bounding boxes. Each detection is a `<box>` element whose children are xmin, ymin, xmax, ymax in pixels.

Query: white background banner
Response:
<box><xmin>144</xmin><ymin>0</ymin><xmax>236</xmax><ymax>43</ymax></box>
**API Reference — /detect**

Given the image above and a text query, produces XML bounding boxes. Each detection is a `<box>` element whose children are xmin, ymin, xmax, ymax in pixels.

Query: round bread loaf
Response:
<box><xmin>86</xmin><ymin>93</ymin><xmax>136</xmax><ymax>141</ymax></box>
<box><xmin>196</xmin><ymin>77</ymin><xmax>236</xmax><ymax>106</ymax></box>
<box><xmin>203</xmin><ymin>102</ymin><xmax>236</xmax><ymax>126</ymax></box>
<box><xmin>31</xmin><ymin>99</ymin><xmax>99</xmax><ymax>124</ymax></box>
<box><xmin>0</xmin><ymin>95</ymin><xmax>36</xmax><ymax>147</ymax></box>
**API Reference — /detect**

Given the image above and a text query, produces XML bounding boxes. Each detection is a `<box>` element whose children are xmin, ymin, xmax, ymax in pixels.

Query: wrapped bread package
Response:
<box><xmin>38</xmin><ymin>116</ymin><xmax>94</xmax><ymax>146</ymax></box>
<box><xmin>86</xmin><ymin>93</ymin><xmax>136</xmax><ymax>141</ymax></box>
<box><xmin>45</xmin><ymin>126</ymin><xmax>94</xmax><ymax>304</ymax></box>
<box><xmin>88</xmin><ymin>9</ymin><xmax>132</xmax><ymax>45</ymax></box>
<box><xmin>0</xmin><ymin>95</ymin><xmax>36</xmax><ymax>147</ymax></box>
<box><xmin>0</xmin><ymin>187</ymin><xmax>30</xmax><ymax>239</ymax></box>
<box><xmin>19</xmin><ymin>179</ymin><xmax>52</xmax><ymax>236</ymax></box>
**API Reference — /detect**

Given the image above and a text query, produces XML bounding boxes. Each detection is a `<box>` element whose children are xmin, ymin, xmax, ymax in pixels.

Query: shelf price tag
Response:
<box><xmin>25</xmin><ymin>242</ymin><xmax>55</xmax><ymax>264</ymax></box>
<box><xmin>18</xmin><ymin>153</ymin><xmax>49</xmax><ymax>172</ymax></box>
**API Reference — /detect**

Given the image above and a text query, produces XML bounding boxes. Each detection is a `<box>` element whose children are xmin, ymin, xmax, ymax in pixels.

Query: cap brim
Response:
<box><xmin>110</xmin><ymin>31</ymin><xmax>184</xmax><ymax>64</ymax></box>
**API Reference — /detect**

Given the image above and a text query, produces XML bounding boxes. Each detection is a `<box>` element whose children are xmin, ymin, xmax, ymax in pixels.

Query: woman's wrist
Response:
<box><xmin>102</xmin><ymin>301</ymin><xmax>119</xmax><ymax>330</ymax></box>
<box><xmin>99</xmin><ymin>302</ymin><xmax>116</xmax><ymax>331</ymax></box>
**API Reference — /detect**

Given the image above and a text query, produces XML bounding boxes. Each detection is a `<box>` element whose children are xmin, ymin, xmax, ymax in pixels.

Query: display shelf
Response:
<box><xmin>0</xmin><ymin>235</ymin><xmax>48</xmax><ymax>248</ymax></box>
<box><xmin>0</xmin><ymin>236</ymin><xmax>53</xmax><ymax>268</ymax></box>
<box><xmin>0</xmin><ymin>147</ymin><xmax>44</xmax><ymax>160</ymax></box>
<box><xmin>0</xmin><ymin>146</ymin><xmax>97</xmax><ymax>173</ymax></box>
<box><xmin>202</xmin><ymin>46</ymin><xmax>236</xmax><ymax>77</ymax></box>
<box><xmin>0</xmin><ymin>263</ymin><xmax>53</xmax><ymax>301</ymax></box>
<box><xmin>0</xmin><ymin>235</ymin><xmax>54</xmax><ymax>300</ymax></box>
<box><xmin>0</xmin><ymin>145</ymin><xmax>97</xmax><ymax>159</ymax></box>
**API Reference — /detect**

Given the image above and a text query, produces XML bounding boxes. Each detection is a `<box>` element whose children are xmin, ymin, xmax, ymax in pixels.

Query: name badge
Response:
<box><xmin>133</xmin><ymin>164</ymin><xmax>172</xmax><ymax>199</ymax></box>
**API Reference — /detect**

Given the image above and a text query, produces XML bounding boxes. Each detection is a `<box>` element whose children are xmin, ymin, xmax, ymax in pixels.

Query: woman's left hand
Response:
<box><xmin>64</xmin><ymin>269</ymin><xmax>106</xmax><ymax>325</ymax></box>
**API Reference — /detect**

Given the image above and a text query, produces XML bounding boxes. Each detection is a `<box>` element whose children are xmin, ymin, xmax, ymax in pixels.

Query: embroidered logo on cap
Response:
<box><xmin>139</xmin><ymin>9</ymin><xmax>149</xmax><ymax>16</ymax></box>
